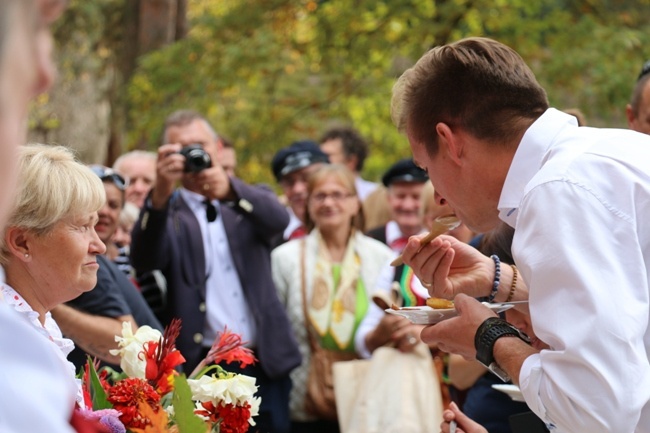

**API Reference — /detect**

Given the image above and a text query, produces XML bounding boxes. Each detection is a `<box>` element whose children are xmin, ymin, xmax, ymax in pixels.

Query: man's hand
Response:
<box><xmin>421</xmin><ymin>294</ymin><xmax>497</xmax><ymax>360</ymax></box>
<box><xmin>151</xmin><ymin>143</ymin><xmax>184</xmax><ymax>209</ymax></box>
<box><xmin>192</xmin><ymin>164</ymin><xmax>233</xmax><ymax>201</ymax></box>
<box><xmin>402</xmin><ymin>234</ymin><xmax>494</xmax><ymax>300</ymax></box>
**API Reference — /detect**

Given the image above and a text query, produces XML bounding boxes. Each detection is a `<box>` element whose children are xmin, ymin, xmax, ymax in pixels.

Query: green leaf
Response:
<box><xmin>172</xmin><ymin>374</ymin><xmax>207</xmax><ymax>433</ymax></box>
<box><xmin>87</xmin><ymin>356</ymin><xmax>112</xmax><ymax>410</ymax></box>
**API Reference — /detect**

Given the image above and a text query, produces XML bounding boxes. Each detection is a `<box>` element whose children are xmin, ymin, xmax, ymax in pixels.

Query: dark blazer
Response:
<box><xmin>131</xmin><ymin>177</ymin><xmax>301</xmax><ymax>378</ymax></box>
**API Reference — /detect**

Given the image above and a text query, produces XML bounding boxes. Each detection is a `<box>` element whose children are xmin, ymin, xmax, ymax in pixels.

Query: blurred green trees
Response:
<box><xmin>40</xmin><ymin>0</ymin><xmax>650</xmax><ymax>185</ymax></box>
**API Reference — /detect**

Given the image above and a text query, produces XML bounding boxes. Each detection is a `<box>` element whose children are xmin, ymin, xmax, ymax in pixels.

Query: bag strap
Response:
<box><xmin>300</xmin><ymin>239</ymin><xmax>319</xmax><ymax>353</ymax></box>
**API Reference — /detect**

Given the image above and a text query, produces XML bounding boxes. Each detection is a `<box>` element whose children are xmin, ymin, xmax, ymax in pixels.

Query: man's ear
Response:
<box><xmin>626</xmin><ymin>104</ymin><xmax>636</xmax><ymax>129</ymax></box>
<box><xmin>435</xmin><ymin>122</ymin><xmax>463</xmax><ymax>165</ymax></box>
<box><xmin>4</xmin><ymin>226</ymin><xmax>31</xmax><ymax>261</ymax></box>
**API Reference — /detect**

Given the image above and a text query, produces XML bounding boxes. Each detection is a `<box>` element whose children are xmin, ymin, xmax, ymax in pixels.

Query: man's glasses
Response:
<box><xmin>89</xmin><ymin>165</ymin><xmax>128</xmax><ymax>191</ymax></box>
<box><xmin>310</xmin><ymin>191</ymin><xmax>354</xmax><ymax>203</ymax></box>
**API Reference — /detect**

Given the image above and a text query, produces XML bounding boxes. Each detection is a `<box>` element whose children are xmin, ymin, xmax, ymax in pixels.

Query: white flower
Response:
<box><xmin>109</xmin><ymin>322</ymin><xmax>162</xmax><ymax>378</ymax></box>
<box><xmin>188</xmin><ymin>373</ymin><xmax>258</xmax><ymax>406</ymax></box>
<box><xmin>248</xmin><ymin>396</ymin><xmax>261</xmax><ymax>426</ymax></box>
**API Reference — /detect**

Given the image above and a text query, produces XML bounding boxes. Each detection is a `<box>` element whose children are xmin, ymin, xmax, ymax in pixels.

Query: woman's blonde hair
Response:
<box><xmin>0</xmin><ymin>144</ymin><xmax>105</xmax><ymax>264</ymax></box>
<box><xmin>305</xmin><ymin>164</ymin><xmax>365</xmax><ymax>232</ymax></box>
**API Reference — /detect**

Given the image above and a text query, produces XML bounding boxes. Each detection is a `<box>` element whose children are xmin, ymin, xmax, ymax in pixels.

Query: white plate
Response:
<box><xmin>492</xmin><ymin>384</ymin><xmax>525</xmax><ymax>402</ymax></box>
<box><xmin>385</xmin><ymin>302</ymin><xmax>517</xmax><ymax>325</ymax></box>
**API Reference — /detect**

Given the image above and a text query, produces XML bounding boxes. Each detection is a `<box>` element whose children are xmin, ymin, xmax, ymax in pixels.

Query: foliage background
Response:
<box><xmin>31</xmin><ymin>0</ymin><xmax>650</xmax><ymax>186</ymax></box>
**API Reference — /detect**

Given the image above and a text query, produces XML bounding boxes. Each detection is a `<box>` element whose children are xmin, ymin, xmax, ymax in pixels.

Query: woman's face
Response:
<box><xmin>307</xmin><ymin>176</ymin><xmax>359</xmax><ymax>232</ymax></box>
<box><xmin>26</xmin><ymin>211</ymin><xmax>105</xmax><ymax>310</ymax></box>
<box><xmin>95</xmin><ymin>182</ymin><xmax>124</xmax><ymax>244</ymax></box>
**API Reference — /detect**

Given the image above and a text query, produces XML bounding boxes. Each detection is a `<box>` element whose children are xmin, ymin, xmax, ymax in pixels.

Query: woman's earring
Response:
<box><xmin>24</xmin><ymin>253</ymin><xmax>29</xmax><ymax>258</ymax></box>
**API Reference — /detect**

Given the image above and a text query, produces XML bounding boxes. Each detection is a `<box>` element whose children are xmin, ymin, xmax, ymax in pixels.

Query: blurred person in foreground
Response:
<box><xmin>112</xmin><ymin>150</ymin><xmax>157</xmax><ymax>209</ymax></box>
<box><xmin>0</xmin><ymin>145</ymin><xmax>105</xmax><ymax>408</ymax></box>
<box><xmin>130</xmin><ymin>109</ymin><xmax>300</xmax><ymax>433</ymax></box>
<box><xmin>271</xmin><ymin>164</ymin><xmax>394</xmax><ymax>433</ymax></box>
<box><xmin>393</xmin><ymin>36</ymin><xmax>650</xmax><ymax>433</ymax></box>
<box><xmin>0</xmin><ymin>1</ymin><xmax>94</xmax><ymax>431</ymax></box>
<box><xmin>626</xmin><ymin>60</ymin><xmax>650</xmax><ymax>135</ymax></box>
<box><xmin>271</xmin><ymin>140</ymin><xmax>330</xmax><ymax>243</ymax></box>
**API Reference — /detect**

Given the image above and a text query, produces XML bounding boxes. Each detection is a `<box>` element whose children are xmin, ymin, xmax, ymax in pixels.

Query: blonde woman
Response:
<box><xmin>272</xmin><ymin>164</ymin><xmax>393</xmax><ymax>433</ymax></box>
<box><xmin>0</xmin><ymin>144</ymin><xmax>106</xmax><ymax>405</ymax></box>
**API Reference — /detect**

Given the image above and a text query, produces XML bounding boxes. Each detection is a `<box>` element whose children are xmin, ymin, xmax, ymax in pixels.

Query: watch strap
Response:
<box><xmin>475</xmin><ymin>317</ymin><xmax>530</xmax><ymax>371</ymax></box>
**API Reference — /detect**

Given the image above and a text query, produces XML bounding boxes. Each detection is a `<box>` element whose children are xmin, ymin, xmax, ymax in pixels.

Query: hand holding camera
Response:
<box><xmin>151</xmin><ymin>143</ymin><xmax>231</xmax><ymax>209</ymax></box>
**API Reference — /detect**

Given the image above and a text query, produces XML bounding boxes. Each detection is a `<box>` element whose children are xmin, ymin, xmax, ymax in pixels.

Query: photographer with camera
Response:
<box><xmin>131</xmin><ymin>110</ymin><xmax>301</xmax><ymax>433</ymax></box>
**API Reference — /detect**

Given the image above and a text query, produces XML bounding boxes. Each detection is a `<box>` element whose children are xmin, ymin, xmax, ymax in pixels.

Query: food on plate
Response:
<box><xmin>426</xmin><ymin>297</ymin><xmax>455</xmax><ymax>309</ymax></box>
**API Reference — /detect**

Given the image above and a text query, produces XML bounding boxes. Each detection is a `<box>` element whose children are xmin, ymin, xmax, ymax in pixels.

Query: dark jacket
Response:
<box><xmin>131</xmin><ymin>178</ymin><xmax>301</xmax><ymax>378</ymax></box>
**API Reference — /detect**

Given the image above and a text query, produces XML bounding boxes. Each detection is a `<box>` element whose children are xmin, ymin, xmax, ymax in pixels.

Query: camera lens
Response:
<box><xmin>179</xmin><ymin>144</ymin><xmax>212</xmax><ymax>173</ymax></box>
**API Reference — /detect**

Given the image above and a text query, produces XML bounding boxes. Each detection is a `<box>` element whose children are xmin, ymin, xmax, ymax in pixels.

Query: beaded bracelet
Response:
<box><xmin>505</xmin><ymin>264</ymin><xmax>518</xmax><ymax>303</ymax></box>
<box><xmin>488</xmin><ymin>254</ymin><xmax>501</xmax><ymax>303</ymax></box>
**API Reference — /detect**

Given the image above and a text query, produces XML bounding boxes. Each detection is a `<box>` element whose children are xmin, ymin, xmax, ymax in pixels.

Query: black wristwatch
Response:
<box><xmin>475</xmin><ymin>317</ymin><xmax>530</xmax><ymax>382</ymax></box>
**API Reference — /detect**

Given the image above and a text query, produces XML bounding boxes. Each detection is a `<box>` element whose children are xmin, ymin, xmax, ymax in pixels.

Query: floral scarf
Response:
<box><xmin>309</xmin><ymin>230</ymin><xmax>361</xmax><ymax>350</ymax></box>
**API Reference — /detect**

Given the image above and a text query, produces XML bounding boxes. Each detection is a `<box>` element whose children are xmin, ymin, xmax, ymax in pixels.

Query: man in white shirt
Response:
<box><xmin>393</xmin><ymin>37</ymin><xmax>650</xmax><ymax>433</ymax></box>
<box><xmin>131</xmin><ymin>109</ymin><xmax>301</xmax><ymax>433</ymax></box>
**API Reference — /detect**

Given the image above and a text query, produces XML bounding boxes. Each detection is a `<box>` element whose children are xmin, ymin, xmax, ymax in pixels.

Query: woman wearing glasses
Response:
<box><xmin>271</xmin><ymin>164</ymin><xmax>394</xmax><ymax>433</ymax></box>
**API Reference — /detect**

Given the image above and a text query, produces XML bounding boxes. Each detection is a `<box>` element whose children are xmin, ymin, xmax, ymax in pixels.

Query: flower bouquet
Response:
<box><xmin>75</xmin><ymin>319</ymin><xmax>260</xmax><ymax>433</ymax></box>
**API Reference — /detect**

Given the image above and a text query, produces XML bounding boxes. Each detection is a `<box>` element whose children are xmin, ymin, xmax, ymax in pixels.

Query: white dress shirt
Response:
<box><xmin>282</xmin><ymin>207</ymin><xmax>304</xmax><ymax>240</ymax></box>
<box><xmin>180</xmin><ymin>189</ymin><xmax>255</xmax><ymax>347</ymax></box>
<box><xmin>500</xmin><ymin>108</ymin><xmax>650</xmax><ymax>433</ymax></box>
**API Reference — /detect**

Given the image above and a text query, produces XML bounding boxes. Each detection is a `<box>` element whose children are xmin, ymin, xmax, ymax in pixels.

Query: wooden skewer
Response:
<box><xmin>390</xmin><ymin>215</ymin><xmax>460</xmax><ymax>267</ymax></box>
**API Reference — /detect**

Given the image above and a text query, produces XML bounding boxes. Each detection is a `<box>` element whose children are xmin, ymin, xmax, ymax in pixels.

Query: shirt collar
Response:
<box><xmin>498</xmin><ymin>108</ymin><xmax>578</xmax><ymax>227</ymax></box>
<box><xmin>179</xmin><ymin>188</ymin><xmax>221</xmax><ymax>212</ymax></box>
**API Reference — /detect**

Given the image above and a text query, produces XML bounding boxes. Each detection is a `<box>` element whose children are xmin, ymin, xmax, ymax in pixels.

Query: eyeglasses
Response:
<box><xmin>638</xmin><ymin>60</ymin><xmax>650</xmax><ymax>81</ymax></box>
<box><xmin>89</xmin><ymin>165</ymin><xmax>128</xmax><ymax>191</ymax></box>
<box><xmin>310</xmin><ymin>191</ymin><xmax>354</xmax><ymax>203</ymax></box>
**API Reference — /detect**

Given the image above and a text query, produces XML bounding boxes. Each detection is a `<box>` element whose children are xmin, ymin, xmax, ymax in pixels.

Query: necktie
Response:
<box><xmin>203</xmin><ymin>199</ymin><xmax>218</xmax><ymax>222</ymax></box>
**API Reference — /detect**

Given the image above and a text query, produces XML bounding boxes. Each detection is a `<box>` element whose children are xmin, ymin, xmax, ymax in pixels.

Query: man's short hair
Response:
<box><xmin>162</xmin><ymin>110</ymin><xmax>218</xmax><ymax>144</ymax></box>
<box><xmin>391</xmin><ymin>37</ymin><xmax>549</xmax><ymax>153</ymax></box>
<box><xmin>629</xmin><ymin>61</ymin><xmax>650</xmax><ymax>117</ymax></box>
<box><xmin>319</xmin><ymin>126</ymin><xmax>369</xmax><ymax>171</ymax></box>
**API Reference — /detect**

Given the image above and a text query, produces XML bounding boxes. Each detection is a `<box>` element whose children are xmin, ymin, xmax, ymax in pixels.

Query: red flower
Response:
<box><xmin>142</xmin><ymin>318</ymin><xmax>186</xmax><ymax>395</ymax></box>
<box><xmin>107</xmin><ymin>378</ymin><xmax>161</xmax><ymax>429</ymax></box>
<box><xmin>190</xmin><ymin>326</ymin><xmax>257</xmax><ymax>377</ymax></box>
<box><xmin>195</xmin><ymin>401</ymin><xmax>252</xmax><ymax>433</ymax></box>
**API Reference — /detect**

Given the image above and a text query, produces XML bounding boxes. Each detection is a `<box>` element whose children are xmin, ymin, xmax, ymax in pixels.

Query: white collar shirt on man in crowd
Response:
<box><xmin>355</xmin><ymin>176</ymin><xmax>378</xmax><ymax>201</ymax></box>
<box><xmin>179</xmin><ymin>188</ymin><xmax>256</xmax><ymax>347</ymax></box>
<box><xmin>282</xmin><ymin>207</ymin><xmax>304</xmax><ymax>241</ymax></box>
<box><xmin>499</xmin><ymin>108</ymin><xmax>650</xmax><ymax>433</ymax></box>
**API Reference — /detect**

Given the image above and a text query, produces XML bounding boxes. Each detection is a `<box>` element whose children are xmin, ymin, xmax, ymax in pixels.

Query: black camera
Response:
<box><xmin>179</xmin><ymin>144</ymin><xmax>212</xmax><ymax>173</ymax></box>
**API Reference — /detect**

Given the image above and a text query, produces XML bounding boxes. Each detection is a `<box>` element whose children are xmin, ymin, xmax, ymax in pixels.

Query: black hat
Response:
<box><xmin>271</xmin><ymin>140</ymin><xmax>330</xmax><ymax>181</ymax></box>
<box><xmin>381</xmin><ymin>158</ymin><xmax>428</xmax><ymax>187</ymax></box>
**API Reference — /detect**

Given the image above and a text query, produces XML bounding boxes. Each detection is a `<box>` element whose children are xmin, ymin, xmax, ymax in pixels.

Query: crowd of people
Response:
<box><xmin>2</xmin><ymin>2</ymin><xmax>650</xmax><ymax>433</ymax></box>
